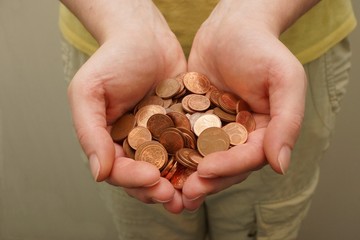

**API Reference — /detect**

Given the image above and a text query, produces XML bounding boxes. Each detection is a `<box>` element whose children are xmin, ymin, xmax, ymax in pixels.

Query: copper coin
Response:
<box><xmin>168</xmin><ymin>102</ymin><xmax>186</xmax><ymax>114</ymax></box>
<box><xmin>236</xmin><ymin>97</ymin><xmax>251</xmax><ymax>112</ymax></box>
<box><xmin>146</xmin><ymin>113</ymin><xmax>174</xmax><ymax>139</ymax></box>
<box><xmin>165</xmin><ymin>161</ymin><xmax>178</xmax><ymax>180</ymax></box>
<box><xmin>162</xmin><ymin>98</ymin><xmax>173</xmax><ymax>108</ymax></box>
<box><xmin>193</xmin><ymin>114</ymin><xmax>222</xmax><ymax>137</ymax></box>
<box><xmin>160</xmin><ymin>156</ymin><xmax>175</xmax><ymax>177</ymax></box>
<box><xmin>135</xmin><ymin>104</ymin><xmax>167</xmax><ymax>127</ymax></box>
<box><xmin>167</xmin><ymin>111</ymin><xmax>191</xmax><ymax>131</ymax></box>
<box><xmin>110</xmin><ymin>113</ymin><xmax>136</xmax><ymax>143</ymax></box>
<box><xmin>159</xmin><ymin>128</ymin><xmax>185</xmax><ymax>155</ymax></box>
<box><xmin>127</xmin><ymin>126</ymin><xmax>152</xmax><ymax>150</ymax></box>
<box><xmin>135</xmin><ymin>141</ymin><xmax>168</xmax><ymax>169</ymax></box>
<box><xmin>135</xmin><ymin>95</ymin><xmax>164</xmax><ymax>112</ymax></box>
<box><xmin>197</xmin><ymin>127</ymin><xmax>230</xmax><ymax>156</ymax></box>
<box><xmin>155</xmin><ymin>78</ymin><xmax>181</xmax><ymax>99</ymax></box>
<box><xmin>176</xmin><ymin>148</ymin><xmax>198</xmax><ymax>170</ymax></box>
<box><xmin>181</xmin><ymin>94</ymin><xmax>196</xmax><ymax>113</ymax></box>
<box><xmin>187</xmin><ymin>112</ymin><xmax>204</xmax><ymax>131</ymax></box>
<box><xmin>188</xmin><ymin>150</ymin><xmax>204</xmax><ymax>165</ymax></box>
<box><xmin>218</xmin><ymin>92</ymin><xmax>238</xmax><ymax>114</ymax></box>
<box><xmin>170</xmin><ymin>164</ymin><xmax>195</xmax><ymax>189</ymax></box>
<box><xmin>236</xmin><ymin>111</ymin><xmax>256</xmax><ymax>133</ymax></box>
<box><xmin>213</xmin><ymin>107</ymin><xmax>236</xmax><ymax>122</ymax></box>
<box><xmin>187</xmin><ymin>94</ymin><xmax>211</xmax><ymax>112</ymax></box>
<box><xmin>209</xmin><ymin>89</ymin><xmax>222</xmax><ymax>107</ymax></box>
<box><xmin>177</xmin><ymin>127</ymin><xmax>197</xmax><ymax>149</ymax></box>
<box><xmin>122</xmin><ymin>138</ymin><xmax>135</xmax><ymax>159</ymax></box>
<box><xmin>222</xmin><ymin>122</ymin><xmax>248</xmax><ymax>145</ymax></box>
<box><xmin>183</xmin><ymin>72</ymin><xmax>211</xmax><ymax>94</ymax></box>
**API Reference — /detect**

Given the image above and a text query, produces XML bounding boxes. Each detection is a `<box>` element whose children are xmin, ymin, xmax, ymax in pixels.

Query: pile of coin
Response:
<box><xmin>110</xmin><ymin>72</ymin><xmax>256</xmax><ymax>189</ymax></box>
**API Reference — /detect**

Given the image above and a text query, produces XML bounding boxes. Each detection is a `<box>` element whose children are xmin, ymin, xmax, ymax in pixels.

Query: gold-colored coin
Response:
<box><xmin>127</xmin><ymin>126</ymin><xmax>152</xmax><ymax>150</ymax></box>
<box><xmin>135</xmin><ymin>141</ymin><xmax>168</xmax><ymax>170</ymax></box>
<box><xmin>193</xmin><ymin>114</ymin><xmax>222</xmax><ymax>137</ymax></box>
<box><xmin>183</xmin><ymin>72</ymin><xmax>211</xmax><ymax>94</ymax></box>
<box><xmin>187</xmin><ymin>94</ymin><xmax>211</xmax><ymax>112</ymax></box>
<box><xmin>197</xmin><ymin>127</ymin><xmax>230</xmax><ymax>156</ymax></box>
<box><xmin>155</xmin><ymin>78</ymin><xmax>181</xmax><ymax>99</ymax></box>
<box><xmin>146</xmin><ymin>113</ymin><xmax>174</xmax><ymax>139</ymax></box>
<box><xmin>222</xmin><ymin>122</ymin><xmax>248</xmax><ymax>145</ymax></box>
<box><xmin>110</xmin><ymin>113</ymin><xmax>136</xmax><ymax>143</ymax></box>
<box><xmin>236</xmin><ymin>111</ymin><xmax>256</xmax><ymax>133</ymax></box>
<box><xmin>135</xmin><ymin>104</ymin><xmax>167</xmax><ymax>127</ymax></box>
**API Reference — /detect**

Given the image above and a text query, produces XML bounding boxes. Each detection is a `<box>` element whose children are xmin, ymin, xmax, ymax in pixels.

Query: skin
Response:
<box><xmin>61</xmin><ymin>0</ymin><xmax>320</xmax><ymax>213</ymax></box>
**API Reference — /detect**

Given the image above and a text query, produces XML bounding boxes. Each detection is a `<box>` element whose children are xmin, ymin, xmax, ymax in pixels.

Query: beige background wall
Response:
<box><xmin>0</xmin><ymin>1</ymin><xmax>359</xmax><ymax>239</ymax></box>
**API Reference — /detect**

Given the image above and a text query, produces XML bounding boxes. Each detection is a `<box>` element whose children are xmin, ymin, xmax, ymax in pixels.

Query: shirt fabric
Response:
<box><xmin>59</xmin><ymin>0</ymin><xmax>356</xmax><ymax>65</ymax></box>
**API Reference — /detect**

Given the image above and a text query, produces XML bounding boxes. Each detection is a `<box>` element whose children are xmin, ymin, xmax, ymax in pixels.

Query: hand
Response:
<box><xmin>65</xmin><ymin>1</ymin><xmax>187</xmax><ymax>213</ymax></box>
<box><xmin>183</xmin><ymin>0</ymin><xmax>309</xmax><ymax>210</ymax></box>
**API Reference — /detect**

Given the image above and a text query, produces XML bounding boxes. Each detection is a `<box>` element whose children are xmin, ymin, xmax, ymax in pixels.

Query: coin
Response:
<box><xmin>146</xmin><ymin>113</ymin><xmax>174</xmax><ymax>139</ymax></box>
<box><xmin>197</xmin><ymin>127</ymin><xmax>230</xmax><ymax>156</ymax></box>
<box><xmin>159</xmin><ymin>128</ymin><xmax>185</xmax><ymax>155</ymax></box>
<box><xmin>187</xmin><ymin>94</ymin><xmax>211</xmax><ymax>112</ymax></box>
<box><xmin>122</xmin><ymin>138</ymin><xmax>135</xmax><ymax>159</ymax></box>
<box><xmin>236</xmin><ymin>110</ymin><xmax>256</xmax><ymax>133</ymax></box>
<box><xmin>177</xmin><ymin>127</ymin><xmax>197</xmax><ymax>149</ymax></box>
<box><xmin>127</xmin><ymin>126</ymin><xmax>152</xmax><ymax>150</ymax></box>
<box><xmin>170</xmin><ymin>164</ymin><xmax>195</xmax><ymax>189</ymax></box>
<box><xmin>209</xmin><ymin>88</ymin><xmax>222</xmax><ymax>107</ymax></box>
<box><xmin>156</xmin><ymin>78</ymin><xmax>181</xmax><ymax>99</ymax></box>
<box><xmin>222</xmin><ymin>122</ymin><xmax>248</xmax><ymax>145</ymax></box>
<box><xmin>135</xmin><ymin>141</ymin><xmax>168</xmax><ymax>170</ymax></box>
<box><xmin>236</xmin><ymin>97</ymin><xmax>251</xmax><ymax>112</ymax></box>
<box><xmin>165</xmin><ymin>161</ymin><xmax>178</xmax><ymax>180</ymax></box>
<box><xmin>181</xmin><ymin>94</ymin><xmax>196</xmax><ymax>113</ymax></box>
<box><xmin>135</xmin><ymin>95</ymin><xmax>164</xmax><ymax>112</ymax></box>
<box><xmin>218</xmin><ymin>92</ymin><xmax>238</xmax><ymax>114</ymax></box>
<box><xmin>213</xmin><ymin>107</ymin><xmax>236</xmax><ymax>122</ymax></box>
<box><xmin>183</xmin><ymin>72</ymin><xmax>211</xmax><ymax>94</ymax></box>
<box><xmin>167</xmin><ymin>111</ymin><xmax>191</xmax><ymax>131</ymax></box>
<box><xmin>160</xmin><ymin>156</ymin><xmax>175</xmax><ymax>177</ymax></box>
<box><xmin>193</xmin><ymin>114</ymin><xmax>222</xmax><ymax>137</ymax></box>
<box><xmin>110</xmin><ymin>113</ymin><xmax>136</xmax><ymax>143</ymax></box>
<box><xmin>135</xmin><ymin>104</ymin><xmax>167</xmax><ymax>127</ymax></box>
<box><xmin>176</xmin><ymin>148</ymin><xmax>198</xmax><ymax>170</ymax></box>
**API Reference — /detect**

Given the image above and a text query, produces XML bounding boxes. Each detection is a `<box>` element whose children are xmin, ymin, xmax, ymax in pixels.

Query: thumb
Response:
<box><xmin>68</xmin><ymin>76</ymin><xmax>115</xmax><ymax>182</ymax></box>
<box><xmin>264</xmin><ymin>61</ymin><xmax>307</xmax><ymax>174</ymax></box>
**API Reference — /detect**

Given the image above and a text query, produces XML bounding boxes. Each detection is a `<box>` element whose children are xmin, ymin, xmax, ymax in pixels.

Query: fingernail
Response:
<box><xmin>151</xmin><ymin>198</ymin><xmax>171</xmax><ymax>203</ymax></box>
<box><xmin>89</xmin><ymin>154</ymin><xmax>100</xmax><ymax>181</ymax></box>
<box><xmin>278</xmin><ymin>145</ymin><xmax>291</xmax><ymax>175</ymax></box>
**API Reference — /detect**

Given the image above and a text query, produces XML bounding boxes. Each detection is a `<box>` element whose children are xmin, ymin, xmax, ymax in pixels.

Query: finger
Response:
<box><xmin>182</xmin><ymin>172</ymin><xmax>250</xmax><ymax>211</ymax></box>
<box><xmin>124</xmin><ymin>178</ymin><xmax>175</xmax><ymax>204</ymax></box>
<box><xmin>265</xmin><ymin>55</ymin><xmax>307</xmax><ymax>174</ymax></box>
<box><xmin>163</xmin><ymin>190</ymin><xmax>185</xmax><ymax>214</ymax></box>
<box><xmin>68</xmin><ymin>69</ymin><xmax>115</xmax><ymax>182</ymax></box>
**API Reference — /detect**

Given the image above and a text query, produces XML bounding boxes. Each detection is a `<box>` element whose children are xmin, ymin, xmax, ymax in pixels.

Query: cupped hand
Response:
<box><xmin>67</xmin><ymin>3</ymin><xmax>187</xmax><ymax>213</ymax></box>
<box><xmin>183</xmin><ymin>1</ymin><xmax>307</xmax><ymax>210</ymax></box>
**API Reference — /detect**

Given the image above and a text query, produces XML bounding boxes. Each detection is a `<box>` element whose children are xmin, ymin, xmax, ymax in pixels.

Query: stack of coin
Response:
<box><xmin>110</xmin><ymin>72</ymin><xmax>256</xmax><ymax>189</ymax></box>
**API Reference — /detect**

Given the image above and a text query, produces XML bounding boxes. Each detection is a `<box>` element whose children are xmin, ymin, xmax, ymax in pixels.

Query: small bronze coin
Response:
<box><xmin>122</xmin><ymin>138</ymin><xmax>135</xmax><ymax>159</ymax></box>
<box><xmin>187</xmin><ymin>94</ymin><xmax>211</xmax><ymax>112</ymax></box>
<box><xmin>213</xmin><ymin>107</ymin><xmax>236</xmax><ymax>122</ymax></box>
<box><xmin>160</xmin><ymin>156</ymin><xmax>175</xmax><ymax>177</ymax></box>
<box><xmin>135</xmin><ymin>104</ymin><xmax>167</xmax><ymax>127</ymax></box>
<box><xmin>188</xmin><ymin>150</ymin><xmax>204</xmax><ymax>165</ymax></box>
<box><xmin>168</xmin><ymin>102</ymin><xmax>186</xmax><ymax>114</ymax></box>
<box><xmin>170</xmin><ymin>164</ymin><xmax>195</xmax><ymax>189</ymax></box>
<box><xmin>165</xmin><ymin>161</ymin><xmax>178</xmax><ymax>180</ymax></box>
<box><xmin>222</xmin><ymin>122</ymin><xmax>248</xmax><ymax>145</ymax></box>
<box><xmin>135</xmin><ymin>141</ymin><xmax>168</xmax><ymax>170</ymax></box>
<box><xmin>218</xmin><ymin>92</ymin><xmax>238</xmax><ymax>114</ymax></box>
<box><xmin>155</xmin><ymin>78</ymin><xmax>182</xmax><ymax>99</ymax></box>
<box><xmin>197</xmin><ymin>127</ymin><xmax>230</xmax><ymax>156</ymax></box>
<box><xmin>181</xmin><ymin>94</ymin><xmax>196</xmax><ymax>113</ymax></box>
<box><xmin>135</xmin><ymin>95</ymin><xmax>164</xmax><ymax>111</ymax></box>
<box><xmin>236</xmin><ymin>111</ymin><xmax>256</xmax><ymax>133</ymax></box>
<box><xmin>193</xmin><ymin>114</ymin><xmax>222</xmax><ymax>137</ymax></box>
<box><xmin>159</xmin><ymin>128</ymin><xmax>185</xmax><ymax>155</ymax></box>
<box><xmin>110</xmin><ymin>113</ymin><xmax>136</xmax><ymax>143</ymax></box>
<box><xmin>183</xmin><ymin>72</ymin><xmax>211</xmax><ymax>94</ymax></box>
<box><xmin>176</xmin><ymin>148</ymin><xmax>198</xmax><ymax>170</ymax></box>
<box><xmin>127</xmin><ymin>126</ymin><xmax>152</xmax><ymax>150</ymax></box>
<box><xmin>177</xmin><ymin>127</ymin><xmax>197</xmax><ymax>149</ymax></box>
<box><xmin>209</xmin><ymin>89</ymin><xmax>222</xmax><ymax>107</ymax></box>
<box><xmin>236</xmin><ymin>98</ymin><xmax>251</xmax><ymax>112</ymax></box>
<box><xmin>167</xmin><ymin>111</ymin><xmax>191</xmax><ymax>131</ymax></box>
<box><xmin>147</xmin><ymin>113</ymin><xmax>174</xmax><ymax>139</ymax></box>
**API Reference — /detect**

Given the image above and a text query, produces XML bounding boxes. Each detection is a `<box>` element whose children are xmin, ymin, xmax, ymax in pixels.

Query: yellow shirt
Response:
<box><xmin>59</xmin><ymin>0</ymin><xmax>356</xmax><ymax>64</ymax></box>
